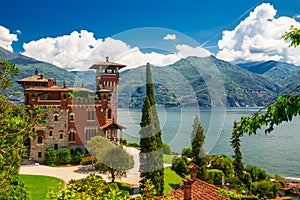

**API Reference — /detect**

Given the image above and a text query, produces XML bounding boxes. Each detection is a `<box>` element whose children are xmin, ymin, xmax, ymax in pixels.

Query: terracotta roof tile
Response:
<box><xmin>89</xmin><ymin>61</ymin><xmax>126</xmax><ymax>69</ymax></box>
<box><xmin>25</xmin><ymin>85</ymin><xmax>72</xmax><ymax>92</ymax></box>
<box><xmin>166</xmin><ymin>178</ymin><xmax>228</xmax><ymax>200</ymax></box>
<box><xmin>17</xmin><ymin>74</ymin><xmax>51</xmax><ymax>83</ymax></box>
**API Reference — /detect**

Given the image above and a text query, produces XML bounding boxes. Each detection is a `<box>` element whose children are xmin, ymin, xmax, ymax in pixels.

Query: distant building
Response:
<box><xmin>18</xmin><ymin>57</ymin><xmax>126</xmax><ymax>162</ymax></box>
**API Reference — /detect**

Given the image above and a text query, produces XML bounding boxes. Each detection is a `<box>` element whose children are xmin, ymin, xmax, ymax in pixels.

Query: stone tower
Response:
<box><xmin>89</xmin><ymin>57</ymin><xmax>126</xmax><ymax>122</ymax></box>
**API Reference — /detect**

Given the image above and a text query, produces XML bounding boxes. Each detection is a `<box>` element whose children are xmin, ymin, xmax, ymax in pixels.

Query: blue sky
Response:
<box><xmin>0</xmin><ymin>0</ymin><xmax>300</xmax><ymax>70</ymax></box>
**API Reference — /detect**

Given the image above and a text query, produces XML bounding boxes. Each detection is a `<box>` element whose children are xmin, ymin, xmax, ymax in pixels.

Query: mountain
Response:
<box><xmin>237</xmin><ymin>60</ymin><xmax>300</xmax><ymax>85</ymax></box>
<box><xmin>0</xmin><ymin>47</ymin><xmax>93</xmax><ymax>94</ymax></box>
<box><xmin>119</xmin><ymin>56</ymin><xmax>281</xmax><ymax>107</ymax></box>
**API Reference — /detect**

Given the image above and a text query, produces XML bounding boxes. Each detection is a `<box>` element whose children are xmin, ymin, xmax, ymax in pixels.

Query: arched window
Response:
<box><xmin>37</xmin><ymin>136</ymin><xmax>43</xmax><ymax>144</ymax></box>
<box><xmin>54</xmin><ymin>113</ymin><xmax>59</xmax><ymax>121</ymax></box>
<box><xmin>69</xmin><ymin>131</ymin><xmax>75</xmax><ymax>142</ymax></box>
<box><xmin>69</xmin><ymin>113</ymin><xmax>75</xmax><ymax>121</ymax></box>
<box><xmin>60</xmin><ymin>133</ymin><xmax>63</xmax><ymax>140</ymax></box>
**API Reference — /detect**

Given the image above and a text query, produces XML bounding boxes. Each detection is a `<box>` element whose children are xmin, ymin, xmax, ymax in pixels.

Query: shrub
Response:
<box><xmin>171</xmin><ymin>156</ymin><xmax>189</xmax><ymax>176</ymax></box>
<box><xmin>58</xmin><ymin>148</ymin><xmax>71</xmax><ymax>164</ymax></box>
<box><xmin>121</xmin><ymin>138</ymin><xmax>127</xmax><ymax>145</ymax></box>
<box><xmin>80</xmin><ymin>156</ymin><xmax>96</xmax><ymax>165</ymax></box>
<box><xmin>245</xmin><ymin>164</ymin><xmax>267</xmax><ymax>182</ymax></box>
<box><xmin>45</xmin><ymin>148</ymin><xmax>57</xmax><ymax>166</ymax></box>
<box><xmin>206</xmin><ymin>169</ymin><xmax>225</xmax><ymax>185</ymax></box>
<box><xmin>162</xmin><ymin>143</ymin><xmax>172</xmax><ymax>155</ymax></box>
<box><xmin>73</xmin><ymin>148</ymin><xmax>84</xmax><ymax>164</ymax></box>
<box><xmin>181</xmin><ymin>146</ymin><xmax>193</xmax><ymax>158</ymax></box>
<box><xmin>128</xmin><ymin>142</ymin><xmax>140</xmax><ymax>148</ymax></box>
<box><xmin>251</xmin><ymin>180</ymin><xmax>278</xmax><ymax>199</ymax></box>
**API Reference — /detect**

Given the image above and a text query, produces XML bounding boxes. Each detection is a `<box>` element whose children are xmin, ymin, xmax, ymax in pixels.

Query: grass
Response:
<box><xmin>163</xmin><ymin>154</ymin><xmax>176</xmax><ymax>164</ymax></box>
<box><xmin>20</xmin><ymin>174</ymin><xmax>64</xmax><ymax>200</ymax></box>
<box><xmin>164</xmin><ymin>167</ymin><xmax>185</xmax><ymax>194</ymax></box>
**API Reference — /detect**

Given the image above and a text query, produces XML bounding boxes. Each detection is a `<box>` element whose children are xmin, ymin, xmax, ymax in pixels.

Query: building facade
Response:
<box><xmin>18</xmin><ymin>58</ymin><xmax>126</xmax><ymax>162</ymax></box>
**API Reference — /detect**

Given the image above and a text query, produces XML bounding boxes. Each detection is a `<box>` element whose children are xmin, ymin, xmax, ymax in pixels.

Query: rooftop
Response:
<box><xmin>89</xmin><ymin>57</ymin><xmax>126</xmax><ymax>69</ymax></box>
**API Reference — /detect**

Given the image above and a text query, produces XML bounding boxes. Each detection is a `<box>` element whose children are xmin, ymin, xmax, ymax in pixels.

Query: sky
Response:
<box><xmin>0</xmin><ymin>0</ymin><xmax>300</xmax><ymax>71</ymax></box>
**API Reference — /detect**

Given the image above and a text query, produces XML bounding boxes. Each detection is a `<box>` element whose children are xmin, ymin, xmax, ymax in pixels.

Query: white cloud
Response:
<box><xmin>217</xmin><ymin>3</ymin><xmax>300</xmax><ymax>65</ymax></box>
<box><xmin>294</xmin><ymin>14</ymin><xmax>300</xmax><ymax>19</ymax></box>
<box><xmin>0</xmin><ymin>25</ymin><xmax>18</xmax><ymax>52</ymax></box>
<box><xmin>163</xmin><ymin>34</ymin><xmax>176</xmax><ymax>40</ymax></box>
<box><xmin>22</xmin><ymin>30</ymin><xmax>212</xmax><ymax>71</ymax></box>
<box><xmin>176</xmin><ymin>44</ymin><xmax>211</xmax><ymax>58</ymax></box>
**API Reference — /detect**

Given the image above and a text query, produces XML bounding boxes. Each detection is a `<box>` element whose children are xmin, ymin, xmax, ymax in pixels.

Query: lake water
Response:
<box><xmin>118</xmin><ymin>107</ymin><xmax>300</xmax><ymax>178</ymax></box>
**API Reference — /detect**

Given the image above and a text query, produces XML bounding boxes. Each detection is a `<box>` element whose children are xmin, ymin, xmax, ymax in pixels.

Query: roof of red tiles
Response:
<box><xmin>24</xmin><ymin>85</ymin><xmax>72</xmax><ymax>92</ymax></box>
<box><xmin>166</xmin><ymin>178</ymin><xmax>228</xmax><ymax>200</ymax></box>
<box><xmin>17</xmin><ymin>74</ymin><xmax>51</xmax><ymax>83</ymax></box>
<box><xmin>100</xmin><ymin>120</ymin><xmax>125</xmax><ymax>130</ymax></box>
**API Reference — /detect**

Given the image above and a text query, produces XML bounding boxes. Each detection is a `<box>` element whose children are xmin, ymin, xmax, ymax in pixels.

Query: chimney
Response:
<box><xmin>189</xmin><ymin>163</ymin><xmax>199</xmax><ymax>181</ymax></box>
<box><xmin>35</xmin><ymin>68</ymin><xmax>38</xmax><ymax>75</ymax></box>
<box><xmin>183</xmin><ymin>178</ymin><xmax>192</xmax><ymax>200</ymax></box>
<box><xmin>106</xmin><ymin>56</ymin><xmax>109</xmax><ymax>62</ymax></box>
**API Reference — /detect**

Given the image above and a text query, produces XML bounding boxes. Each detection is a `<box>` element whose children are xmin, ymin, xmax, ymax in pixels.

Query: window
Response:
<box><xmin>63</xmin><ymin>94</ymin><xmax>67</xmax><ymax>101</ymax></box>
<box><xmin>37</xmin><ymin>136</ymin><xmax>43</xmax><ymax>144</ymax></box>
<box><xmin>70</xmin><ymin>149</ymin><xmax>74</xmax><ymax>156</ymax></box>
<box><xmin>86</xmin><ymin>129</ymin><xmax>96</xmax><ymax>140</ymax></box>
<box><xmin>49</xmin><ymin>130</ymin><xmax>53</xmax><ymax>137</ymax></box>
<box><xmin>108</xmin><ymin>109</ymin><xmax>112</xmax><ymax>119</ymax></box>
<box><xmin>69</xmin><ymin>113</ymin><xmax>75</xmax><ymax>121</ymax></box>
<box><xmin>69</xmin><ymin>131</ymin><xmax>75</xmax><ymax>142</ymax></box>
<box><xmin>88</xmin><ymin>111</ymin><xmax>95</xmax><ymax>121</ymax></box>
<box><xmin>54</xmin><ymin>144</ymin><xmax>58</xmax><ymax>150</ymax></box>
<box><xmin>38</xmin><ymin>152</ymin><xmax>42</xmax><ymax>158</ymax></box>
<box><xmin>103</xmin><ymin>95</ymin><xmax>107</xmax><ymax>100</ymax></box>
<box><xmin>60</xmin><ymin>133</ymin><xmax>63</xmax><ymax>140</ymax></box>
<box><xmin>54</xmin><ymin>113</ymin><xmax>58</xmax><ymax>121</ymax></box>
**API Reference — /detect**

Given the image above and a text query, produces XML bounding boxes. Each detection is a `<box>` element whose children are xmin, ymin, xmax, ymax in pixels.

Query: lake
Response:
<box><xmin>118</xmin><ymin>107</ymin><xmax>300</xmax><ymax>178</ymax></box>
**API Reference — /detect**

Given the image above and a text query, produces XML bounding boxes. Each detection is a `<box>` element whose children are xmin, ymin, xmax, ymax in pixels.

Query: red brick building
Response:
<box><xmin>18</xmin><ymin>58</ymin><xmax>126</xmax><ymax>162</ymax></box>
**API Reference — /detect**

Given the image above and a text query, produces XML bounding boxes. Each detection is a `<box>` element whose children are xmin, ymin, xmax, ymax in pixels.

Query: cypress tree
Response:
<box><xmin>139</xmin><ymin>63</ymin><xmax>164</xmax><ymax>195</ymax></box>
<box><xmin>191</xmin><ymin>115</ymin><xmax>208</xmax><ymax>180</ymax></box>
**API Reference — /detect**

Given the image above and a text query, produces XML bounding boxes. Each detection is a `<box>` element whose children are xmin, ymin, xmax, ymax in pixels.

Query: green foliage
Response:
<box><xmin>58</xmin><ymin>148</ymin><xmax>71</xmax><ymax>164</ymax></box>
<box><xmin>282</xmin><ymin>25</ymin><xmax>300</xmax><ymax>47</ymax></box>
<box><xmin>121</xmin><ymin>138</ymin><xmax>127</xmax><ymax>145</ymax></box>
<box><xmin>80</xmin><ymin>155</ymin><xmax>96</xmax><ymax>165</ymax></box>
<box><xmin>191</xmin><ymin>115</ymin><xmax>208</xmax><ymax>180</ymax></box>
<box><xmin>73</xmin><ymin>148</ymin><xmax>84</xmax><ymax>164</ymax></box>
<box><xmin>127</xmin><ymin>141</ymin><xmax>140</xmax><ymax>148</ymax></box>
<box><xmin>45</xmin><ymin>148</ymin><xmax>57</xmax><ymax>166</ymax></box>
<box><xmin>251</xmin><ymin>180</ymin><xmax>278</xmax><ymax>199</ymax></box>
<box><xmin>0</xmin><ymin>59</ymin><xmax>19</xmax><ymax>93</ymax></box>
<box><xmin>162</xmin><ymin>143</ymin><xmax>172</xmax><ymax>155</ymax></box>
<box><xmin>181</xmin><ymin>146</ymin><xmax>193</xmax><ymax>158</ymax></box>
<box><xmin>209</xmin><ymin>154</ymin><xmax>234</xmax><ymax>178</ymax></box>
<box><xmin>137</xmin><ymin>179</ymin><xmax>157</xmax><ymax>200</ymax></box>
<box><xmin>171</xmin><ymin>156</ymin><xmax>190</xmax><ymax>176</ymax></box>
<box><xmin>47</xmin><ymin>174</ymin><xmax>130</xmax><ymax>200</ymax></box>
<box><xmin>207</xmin><ymin>169</ymin><xmax>225</xmax><ymax>185</ymax></box>
<box><xmin>218</xmin><ymin>189</ymin><xmax>250</xmax><ymax>200</ymax></box>
<box><xmin>87</xmin><ymin>136</ymin><xmax>134</xmax><ymax>182</ymax></box>
<box><xmin>0</xmin><ymin>65</ymin><xmax>43</xmax><ymax>198</ymax></box>
<box><xmin>139</xmin><ymin>63</ymin><xmax>164</xmax><ymax>195</ymax></box>
<box><xmin>245</xmin><ymin>165</ymin><xmax>267</xmax><ymax>182</ymax></box>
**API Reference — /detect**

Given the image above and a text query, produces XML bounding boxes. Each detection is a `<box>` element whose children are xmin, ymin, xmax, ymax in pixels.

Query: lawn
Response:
<box><xmin>164</xmin><ymin>167</ymin><xmax>185</xmax><ymax>194</ymax></box>
<box><xmin>20</xmin><ymin>174</ymin><xmax>64</xmax><ymax>200</ymax></box>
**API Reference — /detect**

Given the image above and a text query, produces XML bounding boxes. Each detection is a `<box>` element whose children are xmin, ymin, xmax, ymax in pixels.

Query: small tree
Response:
<box><xmin>171</xmin><ymin>156</ymin><xmax>189</xmax><ymax>176</ymax></box>
<box><xmin>58</xmin><ymin>148</ymin><xmax>71</xmax><ymax>164</ymax></box>
<box><xmin>181</xmin><ymin>146</ymin><xmax>193</xmax><ymax>158</ymax></box>
<box><xmin>162</xmin><ymin>143</ymin><xmax>172</xmax><ymax>155</ymax></box>
<box><xmin>45</xmin><ymin>148</ymin><xmax>57</xmax><ymax>166</ymax></box>
<box><xmin>87</xmin><ymin>136</ymin><xmax>134</xmax><ymax>182</ymax></box>
<box><xmin>191</xmin><ymin>115</ymin><xmax>207</xmax><ymax>180</ymax></box>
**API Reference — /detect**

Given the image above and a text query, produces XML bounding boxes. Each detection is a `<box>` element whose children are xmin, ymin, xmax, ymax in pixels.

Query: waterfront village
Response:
<box><xmin>2</xmin><ymin>57</ymin><xmax>299</xmax><ymax>199</ymax></box>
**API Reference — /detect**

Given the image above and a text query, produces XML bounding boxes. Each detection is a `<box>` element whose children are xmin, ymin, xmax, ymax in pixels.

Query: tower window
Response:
<box><xmin>69</xmin><ymin>113</ymin><xmax>75</xmax><ymax>121</ymax></box>
<box><xmin>60</xmin><ymin>133</ymin><xmax>63</xmax><ymax>140</ymax></box>
<box><xmin>108</xmin><ymin>109</ymin><xmax>112</xmax><ymax>119</ymax></box>
<box><xmin>63</xmin><ymin>94</ymin><xmax>67</xmax><ymax>101</ymax></box>
<box><xmin>37</xmin><ymin>136</ymin><xmax>43</xmax><ymax>144</ymax></box>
